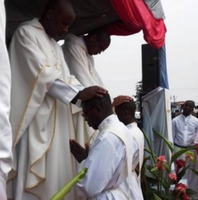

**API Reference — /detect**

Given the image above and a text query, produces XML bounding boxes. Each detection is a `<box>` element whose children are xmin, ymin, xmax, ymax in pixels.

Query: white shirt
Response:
<box><xmin>172</xmin><ymin>114</ymin><xmax>198</xmax><ymax>147</ymax></box>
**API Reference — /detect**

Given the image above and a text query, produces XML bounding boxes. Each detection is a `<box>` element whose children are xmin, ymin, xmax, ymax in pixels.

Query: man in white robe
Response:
<box><xmin>70</xmin><ymin>93</ymin><xmax>139</xmax><ymax>199</ymax></box>
<box><xmin>0</xmin><ymin>1</ymin><xmax>13</xmax><ymax>199</ymax></box>
<box><xmin>62</xmin><ymin>30</ymin><xmax>110</xmax><ymax>87</ymax></box>
<box><xmin>112</xmin><ymin>95</ymin><xmax>144</xmax><ymax>200</ymax></box>
<box><xmin>7</xmin><ymin>0</ymin><xmax>107</xmax><ymax>200</ymax></box>
<box><xmin>62</xmin><ymin>31</ymin><xmax>111</xmax><ymax>146</ymax></box>
<box><xmin>172</xmin><ymin>100</ymin><xmax>198</xmax><ymax>199</ymax></box>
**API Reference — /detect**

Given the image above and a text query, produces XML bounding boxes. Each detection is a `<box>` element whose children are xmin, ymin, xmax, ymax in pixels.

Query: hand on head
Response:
<box><xmin>79</xmin><ymin>86</ymin><xmax>107</xmax><ymax>101</ymax></box>
<box><xmin>112</xmin><ymin>95</ymin><xmax>133</xmax><ymax>107</ymax></box>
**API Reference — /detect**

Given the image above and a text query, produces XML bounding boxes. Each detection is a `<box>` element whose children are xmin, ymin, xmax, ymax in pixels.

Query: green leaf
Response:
<box><xmin>142</xmin><ymin>129</ymin><xmax>156</xmax><ymax>162</ymax></box>
<box><xmin>161</xmin><ymin>177</ymin><xmax>169</xmax><ymax>191</ymax></box>
<box><xmin>144</xmin><ymin>147</ymin><xmax>154</xmax><ymax>156</ymax></box>
<box><xmin>164</xmin><ymin>163</ymin><xmax>171</xmax><ymax>173</ymax></box>
<box><xmin>171</xmin><ymin>146</ymin><xmax>196</xmax><ymax>163</ymax></box>
<box><xmin>50</xmin><ymin>168</ymin><xmax>88</xmax><ymax>200</ymax></box>
<box><xmin>143</xmin><ymin>156</ymin><xmax>151</xmax><ymax>165</ymax></box>
<box><xmin>145</xmin><ymin>176</ymin><xmax>159</xmax><ymax>186</ymax></box>
<box><xmin>153</xmin><ymin>193</ymin><xmax>163</xmax><ymax>200</ymax></box>
<box><xmin>186</xmin><ymin>188</ymin><xmax>197</xmax><ymax>196</ymax></box>
<box><xmin>153</xmin><ymin>129</ymin><xmax>175</xmax><ymax>153</ymax></box>
<box><xmin>147</xmin><ymin>165</ymin><xmax>156</xmax><ymax>171</ymax></box>
<box><xmin>151</xmin><ymin>166</ymin><xmax>159</xmax><ymax>172</ymax></box>
<box><xmin>164</xmin><ymin>193</ymin><xmax>175</xmax><ymax>200</ymax></box>
<box><xmin>146</xmin><ymin>175</ymin><xmax>158</xmax><ymax>180</ymax></box>
<box><xmin>177</xmin><ymin>165</ymin><xmax>190</xmax><ymax>181</ymax></box>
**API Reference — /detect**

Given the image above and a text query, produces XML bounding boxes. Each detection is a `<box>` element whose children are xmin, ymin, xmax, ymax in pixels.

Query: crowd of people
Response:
<box><xmin>1</xmin><ymin>0</ymin><xmax>198</xmax><ymax>200</ymax></box>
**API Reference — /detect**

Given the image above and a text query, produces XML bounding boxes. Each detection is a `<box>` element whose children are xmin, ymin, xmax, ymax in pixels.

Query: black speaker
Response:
<box><xmin>142</xmin><ymin>44</ymin><xmax>160</xmax><ymax>93</ymax></box>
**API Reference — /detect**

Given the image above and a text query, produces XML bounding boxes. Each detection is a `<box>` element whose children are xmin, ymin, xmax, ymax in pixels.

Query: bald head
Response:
<box><xmin>40</xmin><ymin>0</ymin><xmax>75</xmax><ymax>41</ymax></box>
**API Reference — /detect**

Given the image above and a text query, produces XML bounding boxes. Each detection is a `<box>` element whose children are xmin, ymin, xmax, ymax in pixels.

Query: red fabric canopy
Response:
<box><xmin>107</xmin><ymin>0</ymin><xmax>166</xmax><ymax>49</ymax></box>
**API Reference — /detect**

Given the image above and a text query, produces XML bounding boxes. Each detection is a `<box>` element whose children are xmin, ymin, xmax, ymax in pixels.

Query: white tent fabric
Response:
<box><xmin>5</xmin><ymin>0</ymin><xmax>165</xmax><ymax>45</ymax></box>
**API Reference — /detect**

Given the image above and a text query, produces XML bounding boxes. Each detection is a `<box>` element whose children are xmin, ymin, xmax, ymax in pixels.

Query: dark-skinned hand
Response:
<box><xmin>69</xmin><ymin>139</ymin><xmax>89</xmax><ymax>163</ymax></box>
<box><xmin>78</xmin><ymin>86</ymin><xmax>107</xmax><ymax>101</ymax></box>
<box><xmin>112</xmin><ymin>95</ymin><xmax>133</xmax><ymax>107</ymax></box>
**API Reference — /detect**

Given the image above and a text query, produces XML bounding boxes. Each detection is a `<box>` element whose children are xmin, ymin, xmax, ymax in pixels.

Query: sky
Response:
<box><xmin>94</xmin><ymin>0</ymin><xmax>198</xmax><ymax>104</ymax></box>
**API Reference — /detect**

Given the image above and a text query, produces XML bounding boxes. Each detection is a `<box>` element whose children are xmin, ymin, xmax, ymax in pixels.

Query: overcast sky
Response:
<box><xmin>94</xmin><ymin>0</ymin><xmax>198</xmax><ymax>104</ymax></box>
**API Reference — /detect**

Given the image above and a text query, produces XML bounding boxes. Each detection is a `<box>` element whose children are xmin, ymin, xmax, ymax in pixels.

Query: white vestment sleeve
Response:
<box><xmin>0</xmin><ymin>0</ymin><xmax>12</xmax><ymax>178</ymax></box>
<box><xmin>47</xmin><ymin>78</ymin><xmax>84</xmax><ymax>105</ymax></box>
<box><xmin>0</xmin><ymin>1</ymin><xmax>12</xmax><ymax>200</ymax></box>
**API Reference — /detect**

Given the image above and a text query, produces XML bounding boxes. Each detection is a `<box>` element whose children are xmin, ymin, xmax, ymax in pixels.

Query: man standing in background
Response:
<box><xmin>172</xmin><ymin>100</ymin><xmax>198</xmax><ymax>199</ymax></box>
<box><xmin>0</xmin><ymin>0</ymin><xmax>13</xmax><ymax>199</ymax></box>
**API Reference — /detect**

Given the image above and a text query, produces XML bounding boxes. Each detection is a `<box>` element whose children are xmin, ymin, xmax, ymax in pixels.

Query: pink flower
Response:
<box><xmin>155</xmin><ymin>155</ymin><xmax>167</xmax><ymax>171</ymax></box>
<box><xmin>155</xmin><ymin>162</ymin><xmax>166</xmax><ymax>170</ymax></box>
<box><xmin>176</xmin><ymin>159</ymin><xmax>186</xmax><ymax>169</ymax></box>
<box><xmin>175</xmin><ymin>183</ymin><xmax>187</xmax><ymax>195</ymax></box>
<box><xmin>157</xmin><ymin>155</ymin><xmax>167</xmax><ymax>163</ymax></box>
<box><xmin>169</xmin><ymin>173</ymin><xmax>177</xmax><ymax>181</ymax></box>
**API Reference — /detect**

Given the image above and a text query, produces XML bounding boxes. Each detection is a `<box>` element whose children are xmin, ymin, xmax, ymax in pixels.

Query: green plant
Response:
<box><xmin>50</xmin><ymin>168</ymin><xmax>88</xmax><ymax>200</ymax></box>
<box><xmin>141</xmin><ymin>129</ymin><xmax>198</xmax><ymax>200</ymax></box>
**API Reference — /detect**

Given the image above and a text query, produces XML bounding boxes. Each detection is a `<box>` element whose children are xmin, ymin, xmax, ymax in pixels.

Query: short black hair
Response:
<box><xmin>184</xmin><ymin>100</ymin><xmax>195</xmax><ymax>108</ymax></box>
<box><xmin>116</xmin><ymin>100</ymin><xmax>136</xmax><ymax>116</ymax></box>
<box><xmin>82</xmin><ymin>93</ymin><xmax>112</xmax><ymax>110</ymax></box>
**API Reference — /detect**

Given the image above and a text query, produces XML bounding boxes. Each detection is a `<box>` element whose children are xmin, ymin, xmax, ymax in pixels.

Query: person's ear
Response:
<box><xmin>93</xmin><ymin>104</ymin><xmax>103</xmax><ymax>116</ymax></box>
<box><xmin>94</xmin><ymin>104</ymin><xmax>101</xmax><ymax>112</ymax></box>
